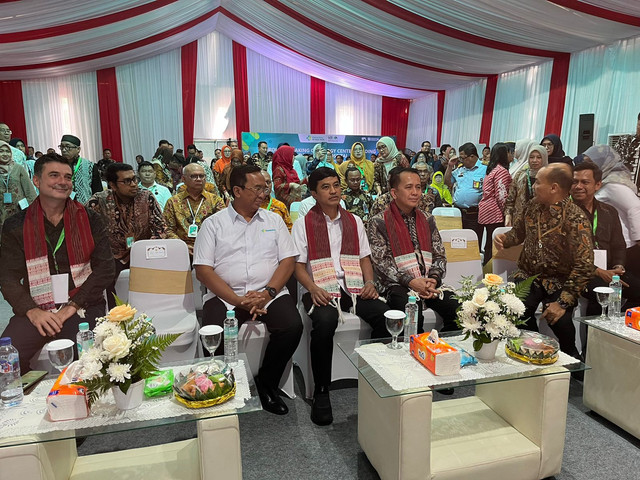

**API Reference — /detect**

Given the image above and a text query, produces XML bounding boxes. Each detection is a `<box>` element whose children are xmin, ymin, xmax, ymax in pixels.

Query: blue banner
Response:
<box><xmin>241</xmin><ymin>132</ymin><xmax>393</xmax><ymax>157</ymax></box>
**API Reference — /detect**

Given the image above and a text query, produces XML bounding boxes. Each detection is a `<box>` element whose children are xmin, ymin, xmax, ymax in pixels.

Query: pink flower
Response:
<box><xmin>195</xmin><ymin>374</ymin><xmax>214</xmax><ymax>393</ymax></box>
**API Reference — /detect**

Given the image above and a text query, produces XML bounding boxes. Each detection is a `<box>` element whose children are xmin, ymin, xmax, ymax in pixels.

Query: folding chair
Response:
<box><xmin>439</xmin><ymin>229</ymin><xmax>483</xmax><ymax>289</ymax></box>
<box><xmin>432</xmin><ymin>206</ymin><xmax>462</xmax><ymax>231</ymax></box>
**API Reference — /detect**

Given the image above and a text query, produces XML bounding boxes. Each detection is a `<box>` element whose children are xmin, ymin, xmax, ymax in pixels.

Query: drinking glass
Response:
<box><xmin>384</xmin><ymin>310</ymin><xmax>405</xmax><ymax>349</ymax></box>
<box><xmin>46</xmin><ymin>339</ymin><xmax>75</xmax><ymax>373</ymax></box>
<box><xmin>199</xmin><ymin>325</ymin><xmax>223</xmax><ymax>359</ymax></box>
<box><xmin>593</xmin><ymin>286</ymin><xmax>614</xmax><ymax>320</ymax></box>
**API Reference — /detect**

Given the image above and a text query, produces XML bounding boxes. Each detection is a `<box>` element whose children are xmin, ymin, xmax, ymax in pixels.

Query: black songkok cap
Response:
<box><xmin>61</xmin><ymin>134</ymin><xmax>81</xmax><ymax>147</ymax></box>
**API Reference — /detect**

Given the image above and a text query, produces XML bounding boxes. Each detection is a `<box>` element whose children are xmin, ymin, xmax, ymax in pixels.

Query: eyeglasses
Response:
<box><xmin>59</xmin><ymin>144</ymin><xmax>78</xmax><ymax>151</ymax></box>
<box><xmin>242</xmin><ymin>186</ymin><xmax>271</xmax><ymax>196</ymax></box>
<box><xmin>0</xmin><ymin>128</ymin><xmax>11</xmax><ymax>134</ymax></box>
<box><xmin>116</xmin><ymin>176</ymin><xmax>139</xmax><ymax>185</ymax></box>
<box><xmin>188</xmin><ymin>174</ymin><xmax>206</xmax><ymax>180</ymax></box>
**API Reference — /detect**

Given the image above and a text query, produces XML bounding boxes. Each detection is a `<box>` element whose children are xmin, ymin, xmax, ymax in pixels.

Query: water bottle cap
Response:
<box><xmin>612</xmin><ymin>275</ymin><xmax>620</xmax><ymax>281</ymax></box>
<box><xmin>408</xmin><ymin>296</ymin><xmax>417</xmax><ymax>303</ymax></box>
<box><xmin>79</xmin><ymin>322</ymin><xmax>90</xmax><ymax>331</ymax></box>
<box><xmin>226</xmin><ymin>310</ymin><xmax>235</xmax><ymax>318</ymax></box>
<box><xmin>0</xmin><ymin>337</ymin><xmax>10</xmax><ymax>346</ymax></box>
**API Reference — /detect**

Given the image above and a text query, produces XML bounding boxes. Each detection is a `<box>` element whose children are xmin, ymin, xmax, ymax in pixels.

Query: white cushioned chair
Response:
<box><xmin>439</xmin><ymin>229</ymin><xmax>483</xmax><ymax>289</ymax></box>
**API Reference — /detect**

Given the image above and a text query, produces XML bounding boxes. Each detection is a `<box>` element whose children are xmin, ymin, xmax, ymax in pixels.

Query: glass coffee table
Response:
<box><xmin>576</xmin><ymin>315</ymin><xmax>640</xmax><ymax>439</ymax></box>
<box><xmin>0</xmin><ymin>354</ymin><xmax>260</xmax><ymax>480</ymax></box>
<box><xmin>339</xmin><ymin>333</ymin><xmax>587</xmax><ymax>480</ymax></box>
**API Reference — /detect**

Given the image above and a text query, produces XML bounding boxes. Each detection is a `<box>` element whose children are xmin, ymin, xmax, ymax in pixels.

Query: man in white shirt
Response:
<box><xmin>297</xmin><ymin>194</ymin><xmax>346</xmax><ymax>218</ymax></box>
<box><xmin>194</xmin><ymin>165</ymin><xmax>302</xmax><ymax>416</ymax></box>
<box><xmin>293</xmin><ymin>167</ymin><xmax>388</xmax><ymax>426</ymax></box>
<box><xmin>138</xmin><ymin>161</ymin><xmax>172</xmax><ymax>211</ymax></box>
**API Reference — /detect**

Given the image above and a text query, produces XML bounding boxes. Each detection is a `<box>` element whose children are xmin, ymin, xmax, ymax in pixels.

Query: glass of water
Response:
<box><xmin>385</xmin><ymin>310</ymin><xmax>405</xmax><ymax>349</ymax></box>
<box><xmin>199</xmin><ymin>325</ymin><xmax>223</xmax><ymax>359</ymax></box>
<box><xmin>593</xmin><ymin>286</ymin><xmax>614</xmax><ymax>320</ymax></box>
<box><xmin>46</xmin><ymin>339</ymin><xmax>75</xmax><ymax>373</ymax></box>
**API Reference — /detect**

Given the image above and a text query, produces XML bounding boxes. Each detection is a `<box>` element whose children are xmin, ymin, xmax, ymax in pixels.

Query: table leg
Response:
<box><xmin>197</xmin><ymin>414</ymin><xmax>242</xmax><ymax>480</ymax></box>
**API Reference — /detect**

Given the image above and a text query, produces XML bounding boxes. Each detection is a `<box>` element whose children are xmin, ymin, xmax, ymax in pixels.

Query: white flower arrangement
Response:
<box><xmin>454</xmin><ymin>274</ymin><xmax>535</xmax><ymax>351</ymax></box>
<box><xmin>74</xmin><ymin>300</ymin><xmax>179</xmax><ymax>406</ymax></box>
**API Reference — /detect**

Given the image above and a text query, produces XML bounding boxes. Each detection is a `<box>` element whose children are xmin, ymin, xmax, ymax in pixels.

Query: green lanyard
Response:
<box><xmin>592</xmin><ymin>208</ymin><xmax>599</xmax><ymax>248</ymax></box>
<box><xmin>45</xmin><ymin>228</ymin><xmax>65</xmax><ymax>274</ymax></box>
<box><xmin>72</xmin><ymin>158</ymin><xmax>81</xmax><ymax>180</ymax></box>
<box><xmin>266</xmin><ymin>198</ymin><xmax>273</xmax><ymax>211</ymax></box>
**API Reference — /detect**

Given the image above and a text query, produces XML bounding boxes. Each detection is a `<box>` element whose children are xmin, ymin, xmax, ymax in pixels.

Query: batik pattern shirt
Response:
<box><xmin>261</xmin><ymin>197</ymin><xmax>293</xmax><ymax>233</ymax></box>
<box><xmin>86</xmin><ymin>189</ymin><xmax>167</xmax><ymax>264</ymax></box>
<box><xmin>0</xmin><ymin>163</ymin><xmax>37</xmax><ymax>238</ymax></box>
<box><xmin>502</xmin><ymin>197</ymin><xmax>594</xmax><ymax>307</ymax></box>
<box><xmin>367</xmin><ymin>209</ymin><xmax>446</xmax><ymax>294</ymax></box>
<box><xmin>613</xmin><ymin>134</ymin><xmax>640</xmax><ymax>194</ymax></box>
<box><xmin>342</xmin><ymin>189</ymin><xmax>374</xmax><ymax>222</ymax></box>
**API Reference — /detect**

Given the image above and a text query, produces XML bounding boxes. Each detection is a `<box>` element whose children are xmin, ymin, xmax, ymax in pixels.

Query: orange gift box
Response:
<box><xmin>410</xmin><ymin>330</ymin><xmax>460</xmax><ymax>376</ymax></box>
<box><xmin>47</xmin><ymin>362</ymin><xmax>90</xmax><ymax>422</ymax></box>
<box><xmin>625</xmin><ymin>307</ymin><xmax>640</xmax><ymax>331</ymax></box>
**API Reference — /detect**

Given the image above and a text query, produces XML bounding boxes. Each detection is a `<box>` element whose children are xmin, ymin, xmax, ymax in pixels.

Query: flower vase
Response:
<box><xmin>475</xmin><ymin>339</ymin><xmax>500</xmax><ymax>361</ymax></box>
<box><xmin>112</xmin><ymin>380</ymin><xmax>145</xmax><ymax>410</ymax></box>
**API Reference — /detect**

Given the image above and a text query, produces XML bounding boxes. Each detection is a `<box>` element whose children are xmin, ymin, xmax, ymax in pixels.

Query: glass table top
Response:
<box><xmin>0</xmin><ymin>353</ymin><xmax>261</xmax><ymax>448</ymax></box>
<box><xmin>338</xmin><ymin>332</ymin><xmax>588</xmax><ymax>398</ymax></box>
<box><xmin>575</xmin><ymin>315</ymin><xmax>640</xmax><ymax>346</ymax></box>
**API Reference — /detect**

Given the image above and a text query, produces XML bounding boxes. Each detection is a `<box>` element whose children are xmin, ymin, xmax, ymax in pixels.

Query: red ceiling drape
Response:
<box><xmin>181</xmin><ymin>41</ymin><xmax>198</xmax><ymax>151</ymax></box>
<box><xmin>479</xmin><ymin>75</ymin><xmax>498</xmax><ymax>146</ymax></box>
<box><xmin>436</xmin><ymin>90</ymin><xmax>446</xmax><ymax>147</ymax></box>
<box><xmin>0</xmin><ymin>80</ymin><xmax>27</xmax><ymax>147</ymax></box>
<box><xmin>96</xmin><ymin>68</ymin><xmax>123</xmax><ymax>162</ymax></box>
<box><xmin>232</xmin><ymin>41</ymin><xmax>250</xmax><ymax>147</ymax></box>
<box><xmin>310</xmin><ymin>77</ymin><xmax>325</xmax><ymax>134</ymax></box>
<box><xmin>381</xmin><ymin>96</ymin><xmax>410</xmax><ymax>149</ymax></box>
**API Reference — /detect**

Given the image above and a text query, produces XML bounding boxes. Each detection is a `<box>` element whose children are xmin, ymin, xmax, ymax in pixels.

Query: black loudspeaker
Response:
<box><xmin>577</xmin><ymin>113</ymin><xmax>594</xmax><ymax>156</ymax></box>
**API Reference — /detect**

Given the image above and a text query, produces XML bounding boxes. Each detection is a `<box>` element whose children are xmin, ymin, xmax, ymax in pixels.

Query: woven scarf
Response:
<box><xmin>24</xmin><ymin>198</ymin><xmax>94</xmax><ymax>311</ymax></box>
<box><xmin>384</xmin><ymin>201</ymin><xmax>433</xmax><ymax>279</ymax></box>
<box><xmin>305</xmin><ymin>204</ymin><xmax>363</xmax><ymax>316</ymax></box>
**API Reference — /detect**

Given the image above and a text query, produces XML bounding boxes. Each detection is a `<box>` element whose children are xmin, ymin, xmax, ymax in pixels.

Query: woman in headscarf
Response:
<box><xmin>150</xmin><ymin>145</ymin><xmax>174</xmax><ymax>190</ymax></box>
<box><xmin>219</xmin><ymin>148</ymin><xmax>245</xmax><ymax>202</ymax></box>
<box><xmin>306</xmin><ymin>143</ymin><xmax>328</xmax><ymax>176</ymax></box>
<box><xmin>0</xmin><ymin>141</ymin><xmax>37</xmax><ymax>239</ymax></box>
<box><xmin>540</xmin><ymin>134</ymin><xmax>573</xmax><ymax>165</ymax></box>
<box><xmin>504</xmin><ymin>144</ymin><xmax>548</xmax><ymax>226</ymax></box>
<box><xmin>510</xmin><ymin>139</ymin><xmax>538</xmax><ymax>176</ymax></box>
<box><xmin>583</xmin><ymin>145</ymin><xmax>640</xmax><ymax>272</ymax></box>
<box><xmin>373</xmin><ymin>136</ymin><xmax>409</xmax><ymax>195</ymax></box>
<box><xmin>338</xmin><ymin>142</ymin><xmax>374</xmax><ymax>192</ymax></box>
<box><xmin>213</xmin><ymin>145</ymin><xmax>232</xmax><ymax>193</ymax></box>
<box><xmin>430</xmin><ymin>170</ymin><xmax>453</xmax><ymax>206</ymax></box>
<box><xmin>272</xmin><ymin>145</ymin><xmax>304</xmax><ymax>208</ymax></box>
<box><xmin>478</xmin><ymin>143</ymin><xmax>513</xmax><ymax>263</ymax></box>
<box><xmin>9</xmin><ymin>138</ymin><xmax>33</xmax><ymax>178</ymax></box>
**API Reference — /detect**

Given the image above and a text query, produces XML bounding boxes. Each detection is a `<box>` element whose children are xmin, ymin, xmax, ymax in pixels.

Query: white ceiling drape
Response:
<box><xmin>440</xmin><ymin>80</ymin><xmax>486</xmax><ymax>151</ymax></box>
<box><xmin>325</xmin><ymin>82</ymin><xmax>382</xmax><ymax>136</ymax></box>
<box><xmin>406</xmin><ymin>94</ymin><xmax>439</xmax><ymax>151</ymax></box>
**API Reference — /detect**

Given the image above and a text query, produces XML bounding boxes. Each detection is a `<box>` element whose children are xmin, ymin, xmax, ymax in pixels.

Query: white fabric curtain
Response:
<box><xmin>490</xmin><ymin>61</ymin><xmax>552</xmax><ymax>145</ymax></box>
<box><xmin>441</xmin><ymin>79</ymin><xmax>486</xmax><ymax>150</ymax></box>
<box><xmin>116</xmin><ymin>49</ymin><xmax>184</xmax><ymax>166</ymax></box>
<box><xmin>406</xmin><ymin>94</ymin><xmax>438</xmax><ymax>151</ymax></box>
<box><xmin>193</xmin><ymin>31</ymin><xmax>236</xmax><ymax>141</ymax></box>
<box><xmin>325</xmin><ymin>82</ymin><xmax>382</xmax><ymax>135</ymax></box>
<box><xmin>22</xmin><ymin>71</ymin><xmax>101</xmax><ymax>161</ymax></box>
<box><xmin>246</xmin><ymin>48</ymin><xmax>311</xmax><ymax>133</ymax></box>
<box><xmin>562</xmin><ymin>35</ymin><xmax>640</xmax><ymax>156</ymax></box>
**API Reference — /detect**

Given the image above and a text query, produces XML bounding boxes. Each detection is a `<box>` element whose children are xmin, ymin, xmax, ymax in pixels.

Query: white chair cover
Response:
<box><xmin>439</xmin><ymin>229</ymin><xmax>483</xmax><ymax>290</ymax></box>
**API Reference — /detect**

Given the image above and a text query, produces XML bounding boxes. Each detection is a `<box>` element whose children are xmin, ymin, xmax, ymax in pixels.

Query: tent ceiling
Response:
<box><xmin>1</xmin><ymin>0</ymin><xmax>639</xmax><ymax>96</ymax></box>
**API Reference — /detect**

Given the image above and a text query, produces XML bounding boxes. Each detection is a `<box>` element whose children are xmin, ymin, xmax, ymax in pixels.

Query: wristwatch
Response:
<box><xmin>264</xmin><ymin>286</ymin><xmax>277</xmax><ymax>299</ymax></box>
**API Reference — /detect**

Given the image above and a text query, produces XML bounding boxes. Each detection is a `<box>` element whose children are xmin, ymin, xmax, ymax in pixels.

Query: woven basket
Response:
<box><xmin>174</xmin><ymin>383</ymin><xmax>236</xmax><ymax>409</ymax></box>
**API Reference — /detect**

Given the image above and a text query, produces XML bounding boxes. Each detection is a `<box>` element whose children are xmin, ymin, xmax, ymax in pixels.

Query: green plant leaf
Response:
<box><xmin>112</xmin><ymin>294</ymin><xmax>125</xmax><ymax>306</ymax></box>
<box><xmin>513</xmin><ymin>275</ymin><xmax>538</xmax><ymax>301</ymax></box>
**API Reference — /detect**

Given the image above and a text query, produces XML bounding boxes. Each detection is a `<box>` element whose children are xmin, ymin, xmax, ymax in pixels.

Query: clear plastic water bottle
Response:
<box><xmin>609</xmin><ymin>275</ymin><xmax>622</xmax><ymax>319</ymax></box>
<box><xmin>0</xmin><ymin>337</ymin><xmax>24</xmax><ymax>407</ymax></box>
<box><xmin>76</xmin><ymin>322</ymin><xmax>94</xmax><ymax>358</ymax></box>
<box><xmin>404</xmin><ymin>296</ymin><xmax>418</xmax><ymax>346</ymax></box>
<box><xmin>224</xmin><ymin>310</ymin><xmax>238</xmax><ymax>365</ymax></box>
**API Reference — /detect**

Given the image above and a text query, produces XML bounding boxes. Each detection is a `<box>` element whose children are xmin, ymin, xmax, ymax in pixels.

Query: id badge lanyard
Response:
<box><xmin>187</xmin><ymin>197</ymin><xmax>204</xmax><ymax>237</ymax></box>
<box><xmin>266</xmin><ymin>198</ymin><xmax>273</xmax><ymax>211</ymax></box>
<box><xmin>592</xmin><ymin>208</ymin><xmax>599</xmax><ymax>249</ymax></box>
<box><xmin>45</xmin><ymin>228</ymin><xmax>65</xmax><ymax>274</ymax></box>
<box><xmin>1</xmin><ymin>172</ymin><xmax>11</xmax><ymax>204</ymax></box>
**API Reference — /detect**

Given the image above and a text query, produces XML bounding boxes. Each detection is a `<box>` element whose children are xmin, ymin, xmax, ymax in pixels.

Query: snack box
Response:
<box><xmin>410</xmin><ymin>332</ymin><xmax>460</xmax><ymax>376</ymax></box>
<box><xmin>47</xmin><ymin>362</ymin><xmax>90</xmax><ymax>422</ymax></box>
<box><xmin>625</xmin><ymin>307</ymin><xmax>640</xmax><ymax>331</ymax></box>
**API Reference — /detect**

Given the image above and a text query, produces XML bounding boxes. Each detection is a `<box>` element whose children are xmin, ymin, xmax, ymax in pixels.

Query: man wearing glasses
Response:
<box><xmin>194</xmin><ymin>165</ymin><xmax>302</xmax><ymax>416</ymax></box>
<box><xmin>86</xmin><ymin>163</ymin><xmax>167</xmax><ymax>308</ymax></box>
<box><xmin>163</xmin><ymin>163</ymin><xmax>225</xmax><ymax>256</ymax></box>
<box><xmin>59</xmin><ymin>134</ymin><xmax>102</xmax><ymax>204</ymax></box>
<box><xmin>0</xmin><ymin>123</ymin><xmax>28</xmax><ymax>169</ymax></box>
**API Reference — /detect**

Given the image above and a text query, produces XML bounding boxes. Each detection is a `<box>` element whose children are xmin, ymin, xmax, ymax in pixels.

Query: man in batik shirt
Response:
<box><xmin>59</xmin><ymin>134</ymin><xmax>102</xmax><ymax>204</ymax></box>
<box><xmin>87</xmin><ymin>163</ymin><xmax>166</xmax><ymax>308</ymax></box>
<box><xmin>341</xmin><ymin>167</ymin><xmax>374</xmax><ymax>222</ymax></box>
<box><xmin>495</xmin><ymin>163</ymin><xmax>593</xmax><ymax>360</ymax></box>
<box><xmin>613</xmin><ymin>112</ymin><xmax>640</xmax><ymax>194</ymax></box>
<box><xmin>369</xmin><ymin>166</ymin><xmax>439</xmax><ymax>218</ymax></box>
<box><xmin>260</xmin><ymin>170</ymin><xmax>292</xmax><ymax>232</ymax></box>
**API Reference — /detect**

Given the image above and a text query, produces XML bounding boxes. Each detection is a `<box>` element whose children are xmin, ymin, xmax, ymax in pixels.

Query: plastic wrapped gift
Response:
<box><xmin>410</xmin><ymin>330</ymin><xmax>461</xmax><ymax>376</ymax></box>
<box><xmin>625</xmin><ymin>307</ymin><xmax>640</xmax><ymax>331</ymax></box>
<box><xmin>173</xmin><ymin>360</ymin><xmax>235</xmax><ymax>408</ymax></box>
<box><xmin>505</xmin><ymin>330</ymin><xmax>559</xmax><ymax>365</ymax></box>
<box><xmin>47</xmin><ymin>362</ymin><xmax>90</xmax><ymax>422</ymax></box>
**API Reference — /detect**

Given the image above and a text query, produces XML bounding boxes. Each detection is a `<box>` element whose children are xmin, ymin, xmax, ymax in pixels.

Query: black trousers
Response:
<box><xmin>521</xmin><ymin>281</ymin><xmax>580</xmax><ymax>359</ymax></box>
<box><xmin>460</xmin><ymin>210</ymin><xmax>484</xmax><ymax>253</ymax></box>
<box><xmin>386</xmin><ymin>285</ymin><xmax>459</xmax><ymax>333</ymax></box>
<box><xmin>107</xmin><ymin>259</ymin><xmax>129</xmax><ymax>310</ymax></box>
<box><xmin>302</xmin><ymin>290</ymin><xmax>389</xmax><ymax>389</ymax></box>
<box><xmin>481</xmin><ymin>222</ymin><xmax>503</xmax><ymax>265</ymax></box>
<box><xmin>203</xmin><ymin>295</ymin><xmax>303</xmax><ymax>388</ymax></box>
<box><xmin>1</xmin><ymin>301</ymin><xmax>106</xmax><ymax>373</ymax></box>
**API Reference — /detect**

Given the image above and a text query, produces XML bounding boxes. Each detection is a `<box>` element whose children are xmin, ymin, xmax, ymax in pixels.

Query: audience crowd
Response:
<box><xmin>1</xmin><ymin>119</ymin><xmax>640</xmax><ymax>426</ymax></box>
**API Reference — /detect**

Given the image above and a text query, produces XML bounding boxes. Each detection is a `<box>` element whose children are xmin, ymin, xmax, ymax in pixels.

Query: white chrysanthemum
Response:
<box><xmin>106</xmin><ymin>363</ymin><xmax>131</xmax><ymax>383</ymax></box>
<box><xmin>79</xmin><ymin>361</ymin><xmax>103</xmax><ymax>380</ymax></box>
<box><xmin>500</xmin><ymin>293</ymin><xmax>525</xmax><ymax>316</ymax></box>
<box><xmin>94</xmin><ymin>321</ymin><xmax>122</xmax><ymax>340</ymax></box>
<box><xmin>461</xmin><ymin>316</ymin><xmax>482</xmax><ymax>334</ymax></box>
<box><xmin>461</xmin><ymin>300</ymin><xmax>477</xmax><ymax>315</ymax></box>
<box><xmin>507</xmin><ymin>325</ymin><xmax>521</xmax><ymax>338</ymax></box>
<box><xmin>82</xmin><ymin>347</ymin><xmax>103</xmax><ymax>363</ymax></box>
<box><xmin>484</xmin><ymin>320</ymin><xmax>503</xmax><ymax>339</ymax></box>
<box><xmin>492</xmin><ymin>314</ymin><xmax>510</xmax><ymax>330</ymax></box>
<box><xmin>484</xmin><ymin>300</ymin><xmax>501</xmax><ymax>314</ymax></box>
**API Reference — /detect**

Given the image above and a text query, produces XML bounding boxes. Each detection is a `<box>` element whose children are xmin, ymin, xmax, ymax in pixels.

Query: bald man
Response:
<box><xmin>495</xmin><ymin>164</ymin><xmax>593</xmax><ymax>362</ymax></box>
<box><xmin>163</xmin><ymin>163</ymin><xmax>226</xmax><ymax>255</ymax></box>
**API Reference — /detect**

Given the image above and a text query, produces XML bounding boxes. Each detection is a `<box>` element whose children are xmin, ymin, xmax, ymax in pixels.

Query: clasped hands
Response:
<box><xmin>27</xmin><ymin>304</ymin><xmax>77</xmax><ymax>337</ymax></box>
<box><xmin>408</xmin><ymin>278</ymin><xmax>440</xmax><ymax>300</ymax></box>
<box><xmin>309</xmin><ymin>281</ymin><xmax>378</xmax><ymax>307</ymax></box>
<box><xmin>238</xmin><ymin>290</ymin><xmax>272</xmax><ymax>320</ymax></box>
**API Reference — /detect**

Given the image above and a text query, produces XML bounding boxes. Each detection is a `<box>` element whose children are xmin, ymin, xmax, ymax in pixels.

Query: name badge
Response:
<box><xmin>126</xmin><ymin>236</ymin><xmax>134</xmax><ymax>248</ymax></box>
<box><xmin>188</xmin><ymin>224</ymin><xmax>198</xmax><ymax>238</ymax></box>
<box><xmin>472</xmin><ymin>180</ymin><xmax>482</xmax><ymax>189</ymax></box>
<box><xmin>51</xmin><ymin>273</ymin><xmax>69</xmax><ymax>304</ymax></box>
<box><xmin>18</xmin><ymin>198</ymin><xmax>29</xmax><ymax>210</ymax></box>
<box><xmin>69</xmin><ymin>191</ymin><xmax>77</xmax><ymax>200</ymax></box>
<box><xmin>3</xmin><ymin>192</ymin><xmax>12</xmax><ymax>204</ymax></box>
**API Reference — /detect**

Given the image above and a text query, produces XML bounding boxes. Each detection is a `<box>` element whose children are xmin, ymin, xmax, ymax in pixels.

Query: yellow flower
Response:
<box><xmin>107</xmin><ymin>304</ymin><xmax>137</xmax><ymax>323</ymax></box>
<box><xmin>482</xmin><ymin>273</ymin><xmax>504</xmax><ymax>287</ymax></box>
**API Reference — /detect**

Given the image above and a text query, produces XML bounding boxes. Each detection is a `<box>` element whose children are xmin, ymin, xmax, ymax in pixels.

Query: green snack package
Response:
<box><xmin>144</xmin><ymin>369</ymin><xmax>174</xmax><ymax>397</ymax></box>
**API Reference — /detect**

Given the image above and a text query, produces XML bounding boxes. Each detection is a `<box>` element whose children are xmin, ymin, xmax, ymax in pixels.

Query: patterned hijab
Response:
<box><xmin>0</xmin><ymin>140</ymin><xmax>12</xmax><ymax>174</ymax></box>
<box><xmin>376</xmin><ymin>136</ymin><xmax>399</xmax><ymax>163</ymax></box>
<box><xmin>583</xmin><ymin>145</ymin><xmax>637</xmax><ymax>193</ymax></box>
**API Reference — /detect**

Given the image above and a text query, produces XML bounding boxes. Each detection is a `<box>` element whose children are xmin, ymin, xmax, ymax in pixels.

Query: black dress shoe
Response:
<box><xmin>311</xmin><ymin>387</ymin><xmax>333</xmax><ymax>426</ymax></box>
<box><xmin>438</xmin><ymin>388</ymin><xmax>455</xmax><ymax>395</ymax></box>
<box><xmin>256</xmin><ymin>379</ymin><xmax>288</xmax><ymax>415</ymax></box>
